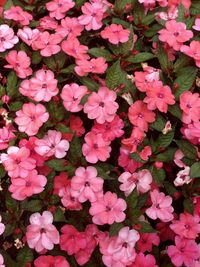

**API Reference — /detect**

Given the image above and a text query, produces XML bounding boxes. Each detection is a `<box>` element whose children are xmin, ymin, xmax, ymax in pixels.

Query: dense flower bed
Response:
<box><xmin>0</xmin><ymin>0</ymin><xmax>200</xmax><ymax>266</ymax></box>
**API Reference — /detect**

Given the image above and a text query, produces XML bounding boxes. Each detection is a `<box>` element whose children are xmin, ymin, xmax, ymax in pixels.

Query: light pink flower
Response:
<box><xmin>14</xmin><ymin>103</ymin><xmax>49</xmax><ymax>136</ymax></box>
<box><xmin>78</xmin><ymin>2</ymin><xmax>105</xmax><ymax>31</ymax></box>
<box><xmin>181</xmin><ymin>41</ymin><xmax>200</xmax><ymax>68</ymax></box>
<box><xmin>145</xmin><ymin>189</ymin><xmax>174</xmax><ymax>222</ymax></box>
<box><xmin>34</xmin><ymin>130</ymin><xmax>69</xmax><ymax>159</ymax></box>
<box><xmin>0</xmin><ymin>126</ymin><xmax>15</xmax><ymax>150</ymax></box>
<box><xmin>26</xmin><ymin>211</ymin><xmax>60</xmax><ymax>252</ymax></box>
<box><xmin>167</xmin><ymin>236</ymin><xmax>199</xmax><ymax>267</ymax></box>
<box><xmin>4</xmin><ymin>6</ymin><xmax>33</xmax><ymax>26</ymax></box>
<box><xmin>71</xmin><ymin>166</ymin><xmax>104</xmax><ymax>203</ymax></box>
<box><xmin>75</xmin><ymin>57</ymin><xmax>108</xmax><ymax>76</ymax></box>
<box><xmin>4</xmin><ymin>50</ymin><xmax>32</xmax><ymax>78</ymax></box>
<box><xmin>101</xmin><ymin>24</ymin><xmax>130</xmax><ymax>44</ymax></box>
<box><xmin>34</xmin><ymin>255</ymin><xmax>70</xmax><ymax>267</ymax></box>
<box><xmin>39</xmin><ymin>16</ymin><xmax>58</xmax><ymax>30</ymax></box>
<box><xmin>0</xmin><ymin>254</ymin><xmax>5</xmax><ymax>267</ymax></box>
<box><xmin>137</xmin><ymin>233</ymin><xmax>160</xmax><ymax>252</ymax></box>
<box><xmin>174</xmin><ymin>149</ymin><xmax>185</xmax><ymax>168</ymax></box>
<box><xmin>193</xmin><ymin>18</ymin><xmax>200</xmax><ymax>31</ymax></box>
<box><xmin>17</xmin><ymin>26</ymin><xmax>39</xmax><ymax>46</ymax></box>
<box><xmin>46</xmin><ymin>0</ymin><xmax>75</xmax><ymax>20</ymax></box>
<box><xmin>174</xmin><ymin>166</ymin><xmax>192</xmax><ymax>187</ymax></box>
<box><xmin>61</xmin><ymin>83</ymin><xmax>88</xmax><ymax>112</ymax></box>
<box><xmin>0</xmin><ymin>24</ymin><xmax>18</xmax><ymax>52</ymax></box>
<box><xmin>84</xmin><ymin>86</ymin><xmax>118</xmax><ymax>124</ymax></box>
<box><xmin>181</xmin><ymin>122</ymin><xmax>200</xmax><ymax>144</ymax></box>
<box><xmin>57</xmin><ymin>17</ymin><xmax>84</xmax><ymax>38</ymax></box>
<box><xmin>1</xmin><ymin>146</ymin><xmax>36</xmax><ymax>178</ymax></box>
<box><xmin>130</xmin><ymin>253</ymin><xmax>158</xmax><ymax>267</ymax></box>
<box><xmin>0</xmin><ymin>215</ymin><xmax>5</xmax><ymax>235</ymax></box>
<box><xmin>9</xmin><ymin>169</ymin><xmax>47</xmax><ymax>200</ymax></box>
<box><xmin>62</xmin><ymin>37</ymin><xmax>89</xmax><ymax>60</ymax></box>
<box><xmin>82</xmin><ymin>132</ymin><xmax>111</xmax><ymax>164</ymax></box>
<box><xmin>159</xmin><ymin>20</ymin><xmax>193</xmax><ymax>51</ymax></box>
<box><xmin>89</xmin><ymin>191</ymin><xmax>127</xmax><ymax>225</ymax></box>
<box><xmin>118</xmin><ymin>169</ymin><xmax>152</xmax><ymax>196</ymax></box>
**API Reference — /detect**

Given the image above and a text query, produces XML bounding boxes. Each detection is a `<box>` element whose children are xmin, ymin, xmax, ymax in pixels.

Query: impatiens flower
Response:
<box><xmin>78</xmin><ymin>2</ymin><xmax>105</xmax><ymax>30</ymax></box>
<box><xmin>61</xmin><ymin>83</ymin><xmax>88</xmax><ymax>112</ymax></box>
<box><xmin>137</xmin><ymin>233</ymin><xmax>160</xmax><ymax>252</ymax></box>
<box><xmin>60</xmin><ymin>224</ymin><xmax>87</xmax><ymax>255</ymax></box>
<box><xmin>0</xmin><ymin>126</ymin><xmax>15</xmax><ymax>150</ymax></box>
<box><xmin>128</xmin><ymin>100</ymin><xmax>156</xmax><ymax>131</ymax></box>
<box><xmin>82</xmin><ymin>132</ymin><xmax>111</xmax><ymax>164</ymax></box>
<box><xmin>34</xmin><ymin>130</ymin><xmax>69</xmax><ymax>159</ymax></box>
<box><xmin>17</xmin><ymin>26</ymin><xmax>39</xmax><ymax>46</ymax></box>
<box><xmin>84</xmin><ymin>86</ymin><xmax>119</xmax><ymax>124</ymax></box>
<box><xmin>0</xmin><ymin>254</ymin><xmax>5</xmax><ymax>267</ymax></box>
<box><xmin>89</xmin><ymin>191</ymin><xmax>127</xmax><ymax>225</ymax></box>
<box><xmin>4</xmin><ymin>6</ymin><xmax>33</xmax><ymax>26</ymax></box>
<box><xmin>39</xmin><ymin>16</ymin><xmax>58</xmax><ymax>30</ymax></box>
<box><xmin>118</xmin><ymin>147</ymin><xmax>142</xmax><ymax>173</ymax></box>
<box><xmin>122</xmin><ymin>127</ymin><xmax>144</xmax><ymax>153</ymax></box>
<box><xmin>139</xmin><ymin>146</ymin><xmax>152</xmax><ymax>161</ymax></box>
<box><xmin>4</xmin><ymin>50</ymin><xmax>32</xmax><ymax>78</ymax></box>
<box><xmin>0</xmin><ymin>24</ymin><xmax>18</xmax><ymax>52</ymax></box>
<box><xmin>145</xmin><ymin>189</ymin><xmax>174</xmax><ymax>222</ymax></box>
<box><xmin>158</xmin><ymin>20</ymin><xmax>193</xmax><ymax>51</ymax></box>
<box><xmin>75</xmin><ymin>57</ymin><xmax>108</xmax><ymax>76</ymax></box>
<box><xmin>46</xmin><ymin>0</ymin><xmax>75</xmax><ymax>20</ymax></box>
<box><xmin>0</xmin><ymin>215</ymin><xmax>5</xmax><ymax>235</ymax></box>
<box><xmin>167</xmin><ymin>236</ymin><xmax>199</xmax><ymax>267</ymax></box>
<box><xmin>57</xmin><ymin>17</ymin><xmax>84</xmax><ymax>38</ymax></box>
<box><xmin>1</xmin><ymin>146</ymin><xmax>36</xmax><ymax>178</ymax></box>
<box><xmin>174</xmin><ymin>149</ymin><xmax>186</xmax><ymax>168</ymax></box>
<box><xmin>181</xmin><ymin>40</ymin><xmax>200</xmax><ymax>68</ymax></box>
<box><xmin>71</xmin><ymin>166</ymin><xmax>104</xmax><ymax>203</ymax></box>
<box><xmin>182</xmin><ymin>122</ymin><xmax>200</xmax><ymax>144</ymax></box>
<box><xmin>61</xmin><ymin>37</ymin><xmax>89</xmax><ymax>60</ymax></box>
<box><xmin>170</xmin><ymin>212</ymin><xmax>200</xmax><ymax>239</ymax></box>
<box><xmin>193</xmin><ymin>18</ymin><xmax>200</xmax><ymax>31</ymax></box>
<box><xmin>118</xmin><ymin>169</ymin><xmax>152</xmax><ymax>196</ymax></box>
<box><xmin>100</xmin><ymin>24</ymin><xmax>130</xmax><ymax>44</ymax></box>
<box><xmin>9</xmin><ymin>169</ymin><xmax>47</xmax><ymax>200</ymax></box>
<box><xmin>14</xmin><ymin>103</ymin><xmax>49</xmax><ymax>136</ymax></box>
<box><xmin>144</xmin><ymin>81</ymin><xmax>175</xmax><ymax>113</ymax></box>
<box><xmin>69</xmin><ymin>115</ymin><xmax>85</xmax><ymax>136</ymax></box>
<box><xmin>26</xmin><ymin>211</ymin><xmax>60</xmax><ymax>252</ymax></box>
<box><xmin>130</xmin><ymin>253</ymin><xmax>158</xmax><ymax>267</ymax></box>
<box><xmin>174</xmin><ymin>166</ymin><xmax>192</xmax><ymax>187</ymax></box>
<box><xmin>34</xmin><ymin>255</ymin><xmax>70</xmax><ymax>267</ymax></box>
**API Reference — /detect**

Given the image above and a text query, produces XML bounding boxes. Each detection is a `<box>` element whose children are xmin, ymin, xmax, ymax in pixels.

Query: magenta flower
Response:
<box><xmin>26</xmin><ymin>211</ymin><xmax>60</xmax><ymax>252</ymax></box>
<box><xmin>137</xmin><ymin>233</ymin><xmax>160</xmax><ymax>253</ymax></box>
<box><xmin>34</xmin><ymin>255</ymin><xmax>70</xmax><ymax>267</ymax></box>
<box><xmin>46</xmin><ymin>0</ymin><xmax>75</xmax><ymax>20</ymax></box>
<box><xmin>130</xmin><ymin>253</ymin><xmax>158</xmax><ymax>267</ymax></box>
<box><xmin>0</xmin><ymin>24</ymin><xmax>18</xmax><ymax>52</ymax></box>
<box><xmin>101</xmin><ymin>24</ymin><xmax>130</xmax><ymax>44</ymax></box>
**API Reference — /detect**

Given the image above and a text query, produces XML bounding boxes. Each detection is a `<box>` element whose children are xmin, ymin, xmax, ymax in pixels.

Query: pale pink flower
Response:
<box><xmin>159</xmin><ymin>20</ymin><xmax>193</xmax><ymax>51</ymax></box>
<box><xmin>101</xmin><ymin>24</ymin><xmax>130</xmax><ymax>44</ymax></box>
<box><xmin>181</xmin><ymin>41</ymin><xmax>200</xmax><ymax>68</ymax></box>
<box><xmin>170</xmin><ymin>212</ymin><xmax>200</xmax><ymax>239</ymax></box>
<box><xmin>181</xmin><ymin>122</ymin><xmax>200</xmax><ymax>144</ymax></box>
<box><xmin>57</xmin><ymin>17</ymin><xmax>84</xmax><ymax>38</ymax></box>
<box><xmin>34</xmin><ymin>130</ymin><xmax>69</xmax><ymax>159</ymax></box>
<box><xmin>34</xmin><ymin>255</ymin><xmax>70</xmax><ymax>267</ymax></box>
<box><xmin>17</xmin><ymin>26</ymin><xmax>39</xmax><ymax>46</ymax></box>
<box><xmin>174</xmin><ymin>149</ymin><xmax>185</xmax><ymax>168</ymax></box>
<box><xmin>193</xmin><ymin>18</ymin><xmax>200</xmax><ymax>31</ymax></box>
<box><xmin>9</xmin><ymin>169</ymin><xmax>47</xmax><ymax>200</ymax></box>
<box><xmin>61</xmin><ymin>83</ymin><xmax>88</xmax><ymax>112</ymax></box>
<box><xmin>14</xmin><ymin>103</ymin><xmax>49</xmax><ymax>136</ymax></box>
<box><xmin>32</xmin><ymin>31</ymin><xmax>62</xmax><ymax>57</ymax></box>
<box><xmin>118</xmin><ymin>169</ymin><xmax>152</xmax><ymax>196</ymax></box>
<box><xmin>145</xmin><ymin>189</ymin><xmax>174</xmax><ymax>222</ymax></box>
<box><xmin>156</xmin><ymin>8</ymin><xmax>178</xmax><ymax>21</ymax></box>
<box><xmin>174</xmin><ymin>166</ymin><xmax>192</xmax><ymax>187</ymax></box>
<box><xmin>1</xmin><ymin>146</ymin><xmax>36</xmax><ymax>178</ymax></box>
<box><xmin>118</xmin><ymin>147</ymin><xmax>142</xmax><ymax>173</ymax></box>
<box><xmin>162</xmin><ymin>120</ymin><xmax>172</xmax><ymax>135</ymax></box>
<box><xmin>167</xmin><ymin>236</ymin><xmax>199</xmax><ymax>267</ymax></box>
<box><xmin>75</xmin><ymin>57</ymin><xmax>108</xmax><ymax>76</ymax></box>
<box><xmin>4</xmin><ymin>50</ymin><xmax>32</xmax><ymax>78</ymax></box>
<box><xmin>62</xmin><ymin>37</ymin><xmax>89</xmax><ymax>60</ymax></box>
<box><xmin>78</xmin><ymin>2</ymin><xmax>105</xmax><ymax>31</ymax></box>
<box><xmin>0</xmin><ymin>215</ymin><xmax>5</xmax><ymax>235</ymax></box>
<box><xmin>130</xmin><ymin>253</ymin><xmax>158</xmax><ymax>267</ymax></box>
<box><xmin>89</xmin><ymin>191</ymin><xmax>127</xmax><ymax>225</ymax></box>
<box><xmin>46</xmin><ymin>0</ymin><xmax>75</xmax><ymax>20</ymax></box>
<box><xmin>0</xmin><ymin>24</ymin><xmax>18</xmax><ymax>52</ymax></box>
<box><xmin>4</xmin><ymin>6</ymin><xmax>33</xmax><ymax>26</ymax></box>
<box><xmin>84</xmin><ymin>86</ymin><xmax>118</xmax><ymax>124</ymax></box>
<box><xmin>26</xmin><ymin>211</ymin><xmax>60</xmax><ymax>252</ymax></box>
<box><xmin>0</xmin><ymin>254</ymin><xmax>5</xmax><ymax>267</ymax></box>
<box><xmin>71</xmin><ymin>166</ymin><xmax>104</xmax><ymax>203</ymax></box>
<box><xmin>137</xmin><ymin>233</ymin><xmax>160</xmax><ymax>252</ymax></box>
<box><xmin>39</xmin><ymin>16</ymin><xmax>58</xmax><ymax>30</ymax></box>
<box><xmin>82</xmin><ymin>132</ymin><xmax>111</xmax><ymax>164</ymax></box>
<box><xmin>0</xmin><ymin>126</ymin><xmax>15</xmax><ymax>150</ymax></box>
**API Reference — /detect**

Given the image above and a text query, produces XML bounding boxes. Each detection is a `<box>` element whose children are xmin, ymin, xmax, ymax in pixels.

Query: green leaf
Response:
<box><xmin>175</xmin><ymin>140</ymin><xmax>198</xmax><ymax>159</ymax></box>
<box><xmin>75</xmin><ymin>0</ymin><xmax>87</xmax><ymax>7</ymax></box>
<box><xmin>55</xmin><ymin>124</ymin><xmax>72</xmax><ymax>134</ymax></box>
<box><xmin>53</xmin><ymin>208</ymin><xmax>67</xmax><ymax>222</ymax></box>
<box><xmin>22</xmin><ymin>200</ymin><xmax>43</xmax><ymax>212</ymax></box>
<box><xmin>68</xmin><ymin>136</ymin><xmax>85</xmax><ymax>165</ymax></box>
<box><xmin>3</xmin><ymin>224</ymin><xmax>15</xmax><ymax>238</ymax></box>
<box><xmin>150</xmin><ymin>114</ymin><xmax>166</xmax><ymax>131</ymax></box>
<box><xmin>60</xmin><ymin>64</ymin><xmax>75</xmax><ymax>74</ymax></box>
<box><xmin>168</xmin><ymin>104</ymin><xmax>182</xmax><ymax>119</ymax></box>
<box><xmin>151</xmin><ymin>167</ymin><xmax>166</xmax><ymax>185</ymax></box>
<box><xmin>78</xmin><ymin>77</ymin><xmax>99</xmax><ymax>92</ymax></box>
<box><xmin>154</xmin><ymin>130</ymin><xmax>174</xmax><ymax>149</ymax></box>
<box><xmin>4</xmin><ymin>0</ymin><xmax>13</xmax><ymax>10</ymax></box>
<box><xmin>152</xmin><ymin>148</ymin><xmax>176</xmax><ymax>162</ymax></box>
<box><xmin>156</xmin><ymin>43</ymin><xmax>173</xmax><ymax>72</ymax></box>
<box><xmin>6</xmin><ymin>192</ymin><xmax>18</xmax><ymax>210</ymax></box>
<box><xmin>190</xmin><ymin>162</ymin><xmax>200</xmax><ymax>178</ymax></box>
<box><xmin>140</xmin><ymin>222</ymin><xmax>156</xmax><ymax>233</ymax></box>
<box><xmin>95</xmin><ymin>166</ymin><xmax>114</xmax><ymax>180</ymax></box>
<box><xmin>106</xmin><ymin>60</ymin><xmax>123</xmax><ymax>89</ymax></box>
<box><xmin>10</xmin><ymin>101</ymin><xmax>23</xmax><ymax>111</ymax></box>
<box><xmin>0</xmin><ymin>165</ymin><xmax>6</xmax><ymax>179</ymax></box>
<box><xmin>109</xmin><ymin>223</ymin><xmax>124</xmax><ymax>236</ymax></box>
<box><xmin>46</xmin><ymin>159</ymin><xmax>67</xmax><ymax>171</ymax></box>
<box><xmin>17</xmin><ymin>246</ymin><xmax>34</xmax><ymax>267</ymax></box>
<box><xmin>174</xmin><ymin>54</ymin><xmax>192</xmax><ymax>72</ymax></box>
<box><xmin>6</xmin><ymin>71</ymin><xmax>18</xmax><ymax>97</ymax></box>
<box><xmin>88</xmin><ymin>48</ymin><xmax>113</xmax><ymax>61</ymax></box>
<box><xmin>183</xmin><ymin>199</ymin><xmax>194</xmax><ymax>214</ymax></box>
<box><xmin>137</xmin><ymin>192</ymin><xmax>149</xmax><ymax>209</ymax></box>
<box><xmin>164</xmin><ymin>181</ymin><xmax>177</xmax><ymax>196</ymax></box>
<box><xmin>130</xmin><ymin>152</ymin><xmax>147</xmax><ymax>163</ymax></box>
<box><xmin>126</xmin><ymin>52</ymin><xmax>155</xmax><ymax>64</ymax></box>
<box><xmin>31</xmin><ymin>51</ymin><xmax>42</xmax><ymax>64</ymax></box>
<box><xmin>127</xmin><ymin>189</ymin><xmax>138</xmax><ymax>208</ymax></box>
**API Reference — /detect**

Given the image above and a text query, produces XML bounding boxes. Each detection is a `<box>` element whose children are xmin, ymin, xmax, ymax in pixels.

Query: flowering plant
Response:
<box><xmin>0</xmin><ymin>0</ymin><xmax>200</xmax><ymax>266</ymax></box>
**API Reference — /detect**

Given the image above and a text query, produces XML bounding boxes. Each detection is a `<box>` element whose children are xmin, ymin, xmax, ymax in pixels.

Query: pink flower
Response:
<box><xmin>159</xmin><ymin>20</ymin><xmax>193</xmax><ymax>51</ymax></box>
<box><xmin>69</xmin><ymin>115</ymin><xmax>85</xmax><ymax>136</ymax></box>
<box><xmin>170</xmin><ymin>212</ymin><xmax>200</xmax><ymax>239</ymax></box>
<box><xmin>4</xmin><ymin>50</ymin><xmax>32</xmax><ymax>78</ymax></box>
<box><xmin>181</xmin><ymin>41</ymin><xmax>200</xmax><ymax>68</ymax></box>
<box><xmin>118</xmin><ymin>147</ymin><xmax>142</xmax><ymax>173</ymax></box>
<box><xmin>0</xmin><ymin>24</ymin><xmax>18</xmax><ymax>52</ymax></box>
<box><xmin>137</xmin><ymin>233</ymin><xmax>160</xmax><ymax>252</ymax></box>
<box><xmin>61</xmin><ymin>83</ymin><xmax>88</xmax><ymax>112</ymax></box>
<box><xmin>57</xmin><ymin>17</ymin><xmax>84</xmax><ymax>38</ymax></box>
<box><xmin>53</xmin><ymin>172</ymin><xmax>69</xmax><ymax>195</ymax></box>
<box><xmin>17</xmin><ymin>26</ymin><xmax>39</xmax><ymax>46</ymax></box>
<box><xmin>139</xmin><ymin>146</ymin><xmax>152</xmax><ymax>161</ymax></box>
<box><xmin>144</xmin><ymin>81</ymin><xmax>175</xmax><ymax>113</ymax></box>
<box><xmin>34</xmin><ymin>255</ymin><xmax>70</xmax><ymax>267</ymax></box>
<box><xmin>39</xmin><ymin>16</ymin><xmax>58</xmax><ymax>30</ymax></box>
<box><xmin>32</xmin><ymin>31</ymin><xmax>62</xmax><ymax>57</ymax></box>
<box><xmin>84</xmin><ymin>87</ymin><xmax>118</xmax><ymax>124</ymax></box>
<box><xmin>78</xmin><ymin>2</ymin><xmax>105</xmax><ymax>31</ymax></box>
<box><xmin>167</xmin><ymin>236</ymin><xmax>199</xmax><ymax>267</ymax></box>
<box><xmin>14</xmin><ymin>103</ymin><xmax>49</xmax><ymax>136</ymax></box>
<box><xmin>193</xmin><ymin>18</ymin><xmax>200</xmax><ymax>31</ymax></box>
<box><xmin>174</xmin><ymin>166</ymin><xmax>192</xmax><ymax>187</ymax></box>
<box><xmin>0</xmin><ymin>254</ymin><xmax>5</xmax><ymax>267</ymax></box>
<box><xmin>122</xmin><ymin>127</ymin><xmax>144</xmax><ymax>153</ymax></box>
<box><xmin>1</xmin><ymin>146</ymin><xmax>36</xmax><ymax>178</ymax></box>
<box><xmin>71</xmin><ymin>166</ymin><xmax>104</xmax><ymax>203</ymax></box>
<box><xmin>62</xmin><ymin>37</ymin><xmax>89</xmax><ymax>60</ymax></box>
<box><xmin>34</xmin><ymin>130</ymin><xmax>69</xmax><ymax>159</ymax></box>
<box><xmin>26</xmin><ymin>211</ymin><xmax>60</xmax><ymax>252</ymax></box>
<box><xmin>174</xmin><ymin>149</ymin><xmax>185</xmax><ymax>168</ymax></box>
<box><xmin>0</xmin><ymin>126</ymin><xmax>15</xmax><ymax>150</ymax></box>
<box><xmin>4</xmin><ymin>6</ymin><xmax>33</xmax><ymax>26</ymax></box>
<box><xmin>75</xmin><ymin>57</ymin><xmax>108</xmax><ymax>76</ymax></box>
<box><xmin>130</xmin><ymin>253</ymin><xmax>158</xmax><ymax>267</ymax></box>
<box><xmin>145</xmin><ymin>189</ymin><xmax>174</xmax><ymax>222</ymax></box>
<box><xmin>119</xmin><ymin>169</ymin><xmax>152</xmax><ymax>196</ymax></box>
<box><xmin>0</xmin><ymin>215</ymin><xmax>5</xmax><ymax>235</ymax></box>
<box><xmin>82</xmin><ymin>132</ymin><xmax>111</xmax><ymax>163</ymax></box>
<box><xmin>9</xmin><ymin>169</ymin><xmax>47</xmax><ymax>200</ymax></box>
<box><xmin>182</xmin><ymin>122</ymin><xmax>200</xmax><ymax>144</ymax></box>
<box><xmin>60</xmin><ymin>224</ymin><xmax>87</xmax><ymax>255</ymax></box>
<box><xmin>46</xmin><ymin>0</ymin><xmax>75</xmax><ymax>20</ymax></box>
<box><xmin>128</xmin><ymin>100</ymin><xmax>156</xmax><ymax>131</ymax></box>
<box><xmin>101</xmin><ymin>24</ymin><xmax>130</xmax><ymax>44</ymax></box>
<box><xmin>89</xmin><ymin>191</ymin><xmax>127</xmax><ymax>225</ymax></box>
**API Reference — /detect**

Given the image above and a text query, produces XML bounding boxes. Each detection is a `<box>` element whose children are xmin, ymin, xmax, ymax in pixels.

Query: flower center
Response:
<box><xmin>26</xmin><ymin>181</ymin><xmax>31</xmax><ymax>187</ymax></box>
<box><xmin>106</xmin><ymin>206</ymin><xmax>111</xmax><ymax>212</ymax></box>
<box><xmin>138</xmin><ymin>113</ymin><xmax>143</xmax><ymax>118</ymax></box>
<box><xmin>99</xmin><ymin>102</ymin><xmax>104</xmax><ymax>107</ymax></box>
<box><xmin>157</xmin><ymin>93</ymin><xmax>164</xmax><ymax>98</ymax></box>
<box><xmin>174</xmin><ymin>32</ymin><xmax>179</xmax><ymax>37</ymax></box>
<box><xmin>40</xmin><ymin>228</ymin><xmax>46</xmax><ymax>234</ymax></box>
<box><xmin>122</xmin><ymin>242</ymin><xmax>128</xmax><ymax>248</ymax></box>
<box><xmin>85</xmin><ymin>181</ymin><xmax>90</xmax><ymax>186</ymax></box>
<box><xmin>93</xmin><ymin>143</ymin><xmax>98</xmax><ymax>149</ymax></box>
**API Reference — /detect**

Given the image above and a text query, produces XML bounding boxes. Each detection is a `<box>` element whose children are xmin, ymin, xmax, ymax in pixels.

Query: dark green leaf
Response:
<box><xmin>22</xmin><ymin>200</ymin><xmax>43</xmax><ymax>212</ymax></box>
<box><xmin>151</xmin><ymin>167</ymin><xmax>166</xmax><ymax>185</ymax></box>
<box><xmin>46</xmin><ymin>159</ymin><xmax>67</xmax><ymax>171</ymax></box>
<box><xmin>150</xmin><ymin>114</ymin><xmax>166</xmax><ymax>131</ymax></box>
<box><xmin>152</xmin><ymin>148</ymin><xmax>176</xmax><ymax>162</ymax></box>
<box><xmin>109</xmin><ymin>223</ymin><xmax>124</xmax><ymax>236</ymax></box>
<box><xmin>88</xmin><ymin>48</ymin><xmax>113</xmax><ymax>61</ymax></box>
<box><xmin>17</xmin><ymin>246</ymin><xmax>34</xmax><ymax>266</ymax></box>
<box><xmin>6</xmin><ymin>71</ymin><xmax>18</xmax><ymax>97</ymax></box>
<box><xmin>190</xmin><ymin>162</ymin><xmax>200</xmax><ymax>178</ymax></box>
<box><xmin>140</xmin><ymin>222</ymin><xmax>156</xmax><ymax>233</ymax></box>
<box><xmin>53</xmin><ymin>208</ymin><xmax>67</xmax><ymax>222</ymax></box>
<box><xmin>106</xmin><ymin>60</ymin><xmax>123</xmax><ymax>89</ymax></box>
<box><xmin>183</xmin><ymin>199</ymin><xmax>194</xmax><ymax>214</ymax></box>
<box><xmin>175</xmin><ymin>140</ymin><xmax>198</xmax><ymax>159</ymax></box>
<box><xmin>78</xmin><ymin>77</ymin><xmax>99</xmax><ymax>92</ymax></box>
<box><xmin>126</xmin><ymin>52</ymin><xmax>155</xmax><ymax>63</ymax></box>
<box><xmin>168</xmin><ymin>104</ymin><xmax>182</xmax><ymax>119</ymax></box>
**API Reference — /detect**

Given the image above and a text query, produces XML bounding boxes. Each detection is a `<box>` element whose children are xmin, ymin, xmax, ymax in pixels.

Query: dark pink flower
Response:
<box><xmin>137</xmin><ymin>233</ymin><xmax>160</xmax><ymax>252</ymax></box>
<box><xmin>130</xmin><ymin>253</ymin><xmax>158</xmax><ymax>267</ymax></box>
<box><xmin>34</xmin><ymin>255</ymin><xmax>70</xmax><ymax>267</ymax></box>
